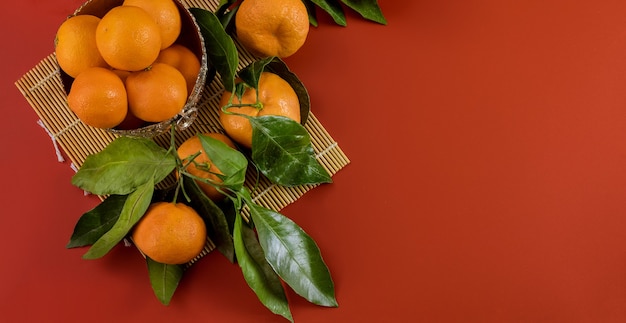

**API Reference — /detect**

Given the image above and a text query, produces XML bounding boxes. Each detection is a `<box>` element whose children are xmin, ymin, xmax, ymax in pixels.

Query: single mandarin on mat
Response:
<box><xmin>95</xmin><ymin>5</ymin><xmax>161</xmax><ymax>71</ymax></box>
<box><xmin>131</xmin><ymin>202</ymin><xmax>207</xmax><ymax>265</ymax></box>
<box><xmin>122</xmin><ymin>0</ymin><xmax>182</xmax><ymax>49</ymax></box>
<box><xmin>155</xmin><ymin>44</ymin><xmax>201</xmax><ymax>95</ymax></box>
<box><xmin>125</xmin><ymin>63</ymin><xmax>187</xmax><ymax>123</ymax></box>
<box><xmin>177</xmin><ymin>133</ymin><xmax>237</xmax><ymax>201</ymax></box>
<box><xmin>55</xmin><ymin>14</ymin><xmax>109</xmax><ymax>78</ymax></box>
<box><xmin>219</xmin><ymin>72</ymin><xmax>300</xmax><ymax>148</ymax></box>
<box><xmin>67</xmin><ymin>67</ymin><xmax>128</xmax><ymax>129</ymax></box>
<box><xmin>235</xmin><ymin>0</ymin><xmax>309</xmax><ymax>58</ymax></box>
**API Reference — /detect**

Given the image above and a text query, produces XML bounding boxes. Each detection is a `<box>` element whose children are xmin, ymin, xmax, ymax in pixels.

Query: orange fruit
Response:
<box><xmin>235</xmin><ymin>0</ymin><xmax>309</xmax><ymax>58</ymax></box>
<box><xmin>177</xmin><ymin>133</ymin><xmax>237</xmax><ymax>201</ymax></box>
<box><xmin>106</xmin><ymin>69</ymin><xmax>145</xmax><ymax>130</ymax></box>
<box><xmin>125</xmin><ymin>63</ymin><xmax>188</xmax><ymax>123</ymax></box>
<box><xmin>111</xmin><ymin>69</ymin><xmax>131</xmax><ymax>81</ymax></box>
<box><xmin>122</xmin><ymin>0</ymin><xmax>182</xmax><ymax>50</ymax></box>
<box><xmin>219</xmin><ymin>72</ymin><xmax>300</xmax><ymax>148</ymax></box>
<box><xmin>67</xmin><ymin>67</ymin><xmax>128</xmax><ymax>129</ymax></box>
<box><xmin>55</xmin><ymin>14</ymin><xmax>109</xmax><ymax>78</ymax></box>
<box><xmin>95</xmin><ymin>5</ymin><xmax>161</xmax><ymax>71</ymax></box>
<box><xmin>131</xmin><ymin>202</ymin><xmax>207</xmax><ymax>265</ymax></box>
<box><xmin>155</xmin><ymin>44</ymin><xmax>201</xmax><ymax>95</ymax></box>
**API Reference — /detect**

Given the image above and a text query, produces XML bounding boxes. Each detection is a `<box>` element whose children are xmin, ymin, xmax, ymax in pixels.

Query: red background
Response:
<box><xmin>2</xmin><ymin>0</ymin><xmax>626</xmax><ymax>322</ymax></box>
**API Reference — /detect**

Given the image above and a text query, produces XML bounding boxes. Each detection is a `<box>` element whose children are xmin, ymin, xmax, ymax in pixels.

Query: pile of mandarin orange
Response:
<box><xmin>55</xmin><ymin>0</ymin><xmax>201</xmax><ymax>130</ymax></box>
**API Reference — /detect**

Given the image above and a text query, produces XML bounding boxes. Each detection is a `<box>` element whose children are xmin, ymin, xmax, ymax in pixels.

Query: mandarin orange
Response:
<box><xmin>67</xmin><ymin>67</ymin><xmax>128</xmax><ymax>129</ymax></box>
<box><xmin>131</xmin><ymin>202</ymin><xmax>206</xmax><ymax>265</ymax></box>
<box><xmin>55</xmin><ymin>14</ymin><xmax>109</xmax><ymax>78</ymax></box>
<box><xmin>219</xmin><ymin>72</ymin><xmax>300</xmax><ymax>148</ymax></box>
<box><xmin>96</xmin><ymin>5</ymin><xmax>161</xmax><ymax>71</ymax></box>
<box><xmin>235</xmin><ymin>0</ymin><xmax>309</xmax><ymax>58</ymax></box>
<box><xmin>125</xmin><ymin>63</ymin><xmax>188</xmax><ymax>123</ymax></box>
<box><xmin>177</xmin><ymin>133</ymin><xmax>237</xmax><ymax>201</ymax></box>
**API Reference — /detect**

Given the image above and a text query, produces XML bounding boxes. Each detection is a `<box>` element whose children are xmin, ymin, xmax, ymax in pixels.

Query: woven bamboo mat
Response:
<box><xmin>15</xmin><ymin>0</ymin><xmax>350</xmax><ymax>259</ymax></box>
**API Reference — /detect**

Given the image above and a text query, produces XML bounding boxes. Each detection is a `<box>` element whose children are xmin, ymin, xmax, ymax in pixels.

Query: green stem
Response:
<box><xmin>172</xmin><ymin>174</ymin><xmax>183</xmax><ymax>203</ymax></box>
<box><xmin>166</xmin><ymin>122</ymin><xmax>177</xmax><ymax>156</ymax></box>
<box><xmin>228</xmin><ymin>102</ymin><xmax>263</xmax><ymax>109</ymax></box>
<box><xmin>181</xmin><ymin>151</ymin><xmax>202</xmax><ymax>170</ymax></box>
<box><xmin>220</xmin><ymin>89</ymin><xmax>264</xmax><ymax>115</ymax></box>
<box><xmin>179</xmin><ymin>170</ymin><xmax>237</xmax><ymax>201</ymax></box>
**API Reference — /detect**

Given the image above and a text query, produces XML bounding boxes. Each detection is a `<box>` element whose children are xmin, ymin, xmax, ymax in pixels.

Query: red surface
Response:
<box><xmin>3</xmin><ymin>0</ymin><xmax>626</xmax><ymax>322</ymax></box>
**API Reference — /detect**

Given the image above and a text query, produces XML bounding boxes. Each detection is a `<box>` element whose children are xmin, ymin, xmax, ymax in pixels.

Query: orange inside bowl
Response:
<box><xmin>60</xmin><ymin>0</ymin><xmax>209</xmax><ymax>137</ymax></box>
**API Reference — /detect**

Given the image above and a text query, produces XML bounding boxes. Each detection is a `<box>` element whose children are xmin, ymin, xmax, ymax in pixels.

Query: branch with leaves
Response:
<box><xmin>68</xmin><ymin>121</ymin><xmax>335</xmax><ymax>321</ymax></box>
<box><xmin>66</xmin><ymin>1</ymin><xmax>386</xmax><ymax>321</ymax></box>
<box><xmin>67</xmin><ymin>54</ymin><xmax>336</xmax><ymax>321</ymax></box>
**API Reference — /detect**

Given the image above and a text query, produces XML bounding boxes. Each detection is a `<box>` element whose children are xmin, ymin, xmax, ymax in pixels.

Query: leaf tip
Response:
<box><xmin>375</xmin><ymin>17</ymin><xmax>388</xmax><ymax>25</ymax></box>
<box><xmin>81</xmin><ymin>253</ymin><xmax>96</xmax><ymax>260</ymax></box>
<box><xmin>81</xmin><ymin>246</ymin><xmax>105</xmax><ymax>260</ymax></box>
<box><xmin>158</xmin><ymin>298</ymin><xmax>172</xmax><ymax>306</ymax></box>
<box><xmin>317</xmin><ymin>295</ymin><xmax>339</xmax><ymax>308</ymax></box>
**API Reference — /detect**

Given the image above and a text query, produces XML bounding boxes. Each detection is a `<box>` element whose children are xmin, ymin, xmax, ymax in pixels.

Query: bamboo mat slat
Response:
<box><xmin>15</xmin><ymin>0</ymin><xmax>349</xmax><ymax>260</ymax></box>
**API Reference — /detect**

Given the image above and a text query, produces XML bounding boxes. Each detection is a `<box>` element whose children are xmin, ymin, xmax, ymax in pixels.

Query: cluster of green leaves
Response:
<box><xmin>304</xmin><ymin>0</ymin><xmax>387</xmax><ymax>26</ymax></box>
<box><xmin>67</xmin><ymin>138</ymin><xmax>174</xmax><ymax>259</ymax></box>
<box><xmin>213</xmin><ymin>0</ymin><xmax>387</xmax><ymax>27</ymax></box>
<box><xmin>183</xmin><ymin>11</ymin><xmax>340</xmax><ymax>320</ymax></box>
<box><xmin>67</xmin><ymin>125</ymin><xmax>336</xmax><ymax>320</ymax></box>
<box><xmin>194</xmin><ymin>134</ymin><xmax>338</xmax><ymax>321</ymax></box>
<box><xmin>191</xmin><ymin>8</ymin><xmax>332</xmax><ymax>187</ymax></box>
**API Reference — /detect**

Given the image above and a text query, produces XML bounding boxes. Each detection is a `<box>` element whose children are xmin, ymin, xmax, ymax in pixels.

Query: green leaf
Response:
<box><xmin>250</xmin><ymin>116</ymin><xmax>332</xmax><ymax>186</ymax></box>
<box><xmin>82</xmin><ymin>178</ymin><xmax>154</xmax><ymax>259</ymax></box>
<box><xmin>66</xmin><ymin>195</ymin><xmax>127</xmax><ymax>248</ymax></box>
<box><xmin>341</xmin><ymin>0</ymin><xmax>387</xmax><ymax>25</ymax></box>
<box><xmin>234</xmin><ymin>213</ymin><xmax>293</xmax><ymax>322</ymax></box>
<box><xmin>309</xmin><ymin>0</ymin><xmax>347</xmax><ymax>26</ymax></box>
<box><xmin>243</xmin><ymin>193</ymin><xmax>337</xmax><ymax>307</ymax></box>
<box><xmin>217</xmin><ymin>197</ymin><xmax>238</xmax><ymax>234</ymax></box>
<box><xmin>303</xmin><ymin>0</ymin><xmax>319</xmax><ymax>27</ymax></box>
<box><xmin>219</xmin><ymin>6</ymin><xmax>238</xmax><ymax>32</ymax></box>
<box><xmin>146</xmin><ymin>257</ymin><xmax>184</xmax><ymax>306</ymax></box>
<box><xmin>182</xmin><ymin>174</ymin><xmax>235</xmax><ymax>262</ymax></box>
<box><xmin>71</xmin><ymin>137</ymin><xmax>175</xmax><ymax>195</ymax></box>
<box><xmin>233</xmin><ymin>82</ymin><xmax>248</xmax><ymax>102</ymax></box>
<box><xmin>215</xmin><ymin>0</ymin><xmax>238</xmax><ymax>32</ymax></box>
<box><xmin>190</xmin><ymin>8</ymin><xmax>239</xmax><ymax>92</ymax></box>
<box><xmin>198</xmin><ymin>133</ymin><xmax>248</xmax><ymax>191</ymax></box>
<box><xmin>265</xmin><ymin>58</ymin><xmax>311</xmax><ymax>124</ymax></box>
<box><xmin>239</xmin><ymin>57</ymin><xmax>275</xmax><ymax>90</ymax></box>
